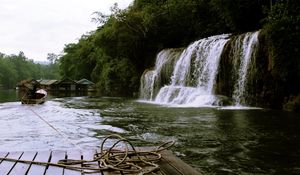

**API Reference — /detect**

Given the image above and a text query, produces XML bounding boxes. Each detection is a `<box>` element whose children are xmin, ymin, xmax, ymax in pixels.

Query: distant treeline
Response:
<box><xmin>0</xmin><ymin>52</ymin><xmax>59</xmax><ymax>89</ymax></box>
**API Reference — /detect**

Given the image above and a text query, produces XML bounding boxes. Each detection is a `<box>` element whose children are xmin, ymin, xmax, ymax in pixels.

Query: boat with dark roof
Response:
<box><xmin>21</xmin><ymin>89</ymin><xmax>47</xmax><ymax>104</ymax></box>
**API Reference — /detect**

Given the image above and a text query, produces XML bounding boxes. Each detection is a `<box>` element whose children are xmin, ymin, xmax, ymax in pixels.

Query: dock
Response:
<box><xmin>0</xmin><ymin>148</ymin><xmax>201</xmax><ymax>175</ymax></box>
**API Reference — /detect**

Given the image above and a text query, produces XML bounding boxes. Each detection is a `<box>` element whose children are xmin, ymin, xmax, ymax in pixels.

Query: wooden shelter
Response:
<box><xmin>53</xmin><ymin>77</ymin><xmax>77</xmax><ymax>91</ymax></box>
<box><xmin>20</xmin><ymin>78</ymin><xmax>95</xmax><ymax>93</ymax></box>
<box><xmin>76</xmin><ymin>78</ymin><xmax>95</xmax><ymax>91</ymax></box>
<box><xmin>38</xmin><ymin>79</ymin><xmax>58</xmax><ymax>91</ymax></box>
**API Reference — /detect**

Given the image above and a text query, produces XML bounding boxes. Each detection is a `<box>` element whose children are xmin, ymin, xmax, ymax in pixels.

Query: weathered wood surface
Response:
<box><xmin>0</xmin><ymin>148</ymin><xmax>201</xmax><ymax>175</ymax></box>
<box><xmin>27</xmin><ymin>151</ymin><xmax>51</xmax><ymax>175</ymax></box>
<box><xmin>9</xmin><ymin>151</ymin><xmax>36</xmax><ymax>175</ymax></box>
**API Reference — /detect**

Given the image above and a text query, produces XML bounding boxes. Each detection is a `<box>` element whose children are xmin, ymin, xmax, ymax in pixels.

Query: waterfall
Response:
<box><xmin>140</xmin><ymin>70</ymin><xmax>156</xmax><ymax>100</ymax></box>
<box><xmin>139</xmin><ymin>49</ymin><xmax>182</xmax><ymax>100</ymax></box>
<box><xmin>139</xmin><ymin>31</ymin><xmax>260</xmax><ymax>107</ymax></box>
<box><xmin>155</xmin><ymin>34</ymin><xmax>230</xmax><ymax>106</ymax></box>
<box><xmin>232</xmin><ymin>31</ymin><xmax>259</xmax><ymax>105</ymax></box>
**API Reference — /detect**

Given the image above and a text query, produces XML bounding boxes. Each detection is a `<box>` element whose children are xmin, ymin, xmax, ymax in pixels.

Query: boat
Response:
<box><xmin>21</xmin><ymin>89</ymin><xmax>47</xmax><ymax>104</ymax></box>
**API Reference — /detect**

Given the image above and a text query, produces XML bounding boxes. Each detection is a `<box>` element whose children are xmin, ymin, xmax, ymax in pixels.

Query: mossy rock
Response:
<box><xmin>283</xmin><ymin>94</ymin><xmax>300</xmax><ymax>112</ymax></box>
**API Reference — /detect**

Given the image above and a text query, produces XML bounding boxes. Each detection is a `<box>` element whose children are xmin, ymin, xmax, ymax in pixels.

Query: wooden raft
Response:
<box><xmin>0</xmin><ymin>148</ymin><xmax>201</xmax><ymax>175</ymax></box>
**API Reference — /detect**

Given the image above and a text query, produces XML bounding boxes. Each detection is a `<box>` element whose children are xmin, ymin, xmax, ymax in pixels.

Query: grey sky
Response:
<box><xmin>0</xmin><ymin>0</ymin><xmax>133</xmax><ymax>61</ymax></box>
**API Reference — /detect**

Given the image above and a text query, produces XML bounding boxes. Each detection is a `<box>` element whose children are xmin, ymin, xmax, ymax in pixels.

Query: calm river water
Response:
<box><xmin>0</xmin><ymin>90</ymin><xmax>299</xmax><ymax>175</ymax></box>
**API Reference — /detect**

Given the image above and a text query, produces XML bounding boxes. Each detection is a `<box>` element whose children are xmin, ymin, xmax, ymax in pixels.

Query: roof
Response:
<box><xmin>56</xmin><ymin>77</ymin><xmax>77</xmax><ymax>85</ymax></box>
<box><xmin>77</xmin><ymin>78</ymin><xmax>94</xmax><ymax>85</ymax></box>
<box><xmin>37</xmin><ymin>79</ymin><xmax>58</xmax><ymax>85</ymax></box>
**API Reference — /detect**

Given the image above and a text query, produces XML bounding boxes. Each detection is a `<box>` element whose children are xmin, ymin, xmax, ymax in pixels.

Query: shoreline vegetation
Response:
<box><xmin>1</xmin><ymin>0</ymin><xmax>299</xmax><ymax>111</ymax></box>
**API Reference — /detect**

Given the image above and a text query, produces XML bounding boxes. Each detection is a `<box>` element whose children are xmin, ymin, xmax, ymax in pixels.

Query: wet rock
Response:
<box><xmin>212</xmin><ymin>95</ymin><xmax>233</xmax><ymax>106</ymax></box>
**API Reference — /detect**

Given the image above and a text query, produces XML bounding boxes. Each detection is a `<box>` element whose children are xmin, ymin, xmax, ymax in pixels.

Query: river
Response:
<box><xmin>0</xmin><ymin>90</ymin><xmax>299</xmax><ymax>174</ymax></box>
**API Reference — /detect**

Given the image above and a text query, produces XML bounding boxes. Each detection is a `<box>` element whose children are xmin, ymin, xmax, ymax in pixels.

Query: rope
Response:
<box><xmin>28</xmin><ymin>107</ymin><xmax>83</xmax><ymax>151</ymax></box>
<box><xmin>0</xmin><ymin>134</ymin><xmax>175</xmax><ymax>175</ymax></box>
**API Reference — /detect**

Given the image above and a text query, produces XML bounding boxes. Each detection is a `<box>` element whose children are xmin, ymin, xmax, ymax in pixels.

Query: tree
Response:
<box><xmin>0</xmin><ymin>52</ymin><xmax>60</xmax><ymax>89</ymax></box>
<box><xmin>262</xmin><ymin>0</ymin><xmax>300</xmax><ymax>93</ymax></box>
<box><xmin>210</xmin><ymin>0</ymin><xmax>265</xmax><ymax>32</ymax></box>
<box><xmin>47</xmin><ymin>53</ymin><xmax>59</xmax><ymax>64</ymax></box>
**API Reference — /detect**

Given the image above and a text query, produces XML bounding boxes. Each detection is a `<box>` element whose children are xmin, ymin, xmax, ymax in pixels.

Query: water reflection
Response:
<box><xmin>212</xmin><ymin>110</ymin><xmax>300</xmax><ymax>174</ymax></box>
<box><xmin>0</xmin><ymin>89</ymin><xmax>19</xmax><ymax>102</ymax></box>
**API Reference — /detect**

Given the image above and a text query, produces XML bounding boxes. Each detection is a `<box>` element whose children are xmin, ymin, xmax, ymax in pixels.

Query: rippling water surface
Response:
<box><xmin>1</xmin><ymin>95</ymin><xmax>300</xmax><ymax>175</ymax></box>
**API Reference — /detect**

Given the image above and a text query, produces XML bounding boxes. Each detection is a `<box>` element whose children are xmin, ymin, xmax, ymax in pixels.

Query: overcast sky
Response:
<box><xmin>0</xmin><ymin>0</ymin><xmax>133</xmax><ymax>61</ymax></box>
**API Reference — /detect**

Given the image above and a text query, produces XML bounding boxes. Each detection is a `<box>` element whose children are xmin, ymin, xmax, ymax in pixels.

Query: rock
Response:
<box><xmin>283</xmin><ymin>94</ymin><xmax>300</xmax><ymax>112</ymax></box>
<box><xmin>213</xmin><ymin>95</ymin><xmax>233</xmax><ymax>106</ymax></box>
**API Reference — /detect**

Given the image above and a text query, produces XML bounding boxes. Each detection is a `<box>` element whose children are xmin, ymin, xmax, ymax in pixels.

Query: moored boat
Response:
<box><xmin>21</xmin><ymin>89</ymin><xmax>47</xmax><ymax>104</ymax></box>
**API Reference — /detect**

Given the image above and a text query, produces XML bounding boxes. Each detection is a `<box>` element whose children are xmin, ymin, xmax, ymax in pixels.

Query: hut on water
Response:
<box><xmin>19</xmin><ymin>78</ymin><xmax>95</xmax><ymax>92</ymax></box>
<box><xmin>76</xmin><ymin>78</ymin><xmax>95</xmax><ymax>91</ymax></box>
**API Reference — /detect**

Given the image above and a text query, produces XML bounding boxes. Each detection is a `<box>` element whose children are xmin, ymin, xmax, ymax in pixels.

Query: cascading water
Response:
<box><xmin>139</xmin><ymin>49</ymin><xmax>182</xmax><ymax>100</ymax></box>
<box><xmin>140</xmin><ymin>70</ymin><xmax>156</xmax><ymax>100</ymax></box>
<box><xmin>232</xmin><ymin>31</ymin><xmax>259</xmax><ymax>106</ymax></box>
<box><xmin>155</xmin><ymin>34</ymin><xmax>230</xmax><ymax>106</ymax></box>
<box><xmin>139</xmin><ymin>31</ymin><xmax>260</xmax><ymax>107</ymax></box>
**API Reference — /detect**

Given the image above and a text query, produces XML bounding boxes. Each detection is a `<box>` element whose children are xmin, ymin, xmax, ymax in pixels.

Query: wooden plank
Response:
<box><xmin>45</xmin><ymin>150</ymin><xmax>66</xmax><ymax>175</ymax></box>
<box><xmin>0</xmin><ymin>152</ymin><xmax>9</xmax><ymax>164</ymax></box>
<box><xmin>82</xmin><ymin>149</ymin><xmax>101</xmax><ymax>175</ymax></box>
<box><xmin>63</xmin><ymin>150</ymin><xmax>82</xmax><ymax>175</ymax></box>
<box><xmin>8</xmin><ymin>151</ymin><xmax>37</xmax><ymax>175</ymax></box>
<box><xmin>159</xmin><ymin>150</ymin><xmax>202</xmax><ymax>175</ymax></box>
<box><xmin>0</xmin><ymin>151</ymin><xmax>23</xmax><ymax>175</ymax></box>
<box><xmin>156</xmin><ymin>171</ymin><xmax>166</xmax><ymax>175</ymax></box>
<box><xmin>27</xmin><ymin>151</ymin><xmax>51</xmax><ymax>175</ymax></box>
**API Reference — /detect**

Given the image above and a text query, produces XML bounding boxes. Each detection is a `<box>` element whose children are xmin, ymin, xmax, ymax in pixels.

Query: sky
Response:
<box><xmin>0</xmin><ymin>0</ymin><xmax>133</xmax><ymax>61</ymax></box>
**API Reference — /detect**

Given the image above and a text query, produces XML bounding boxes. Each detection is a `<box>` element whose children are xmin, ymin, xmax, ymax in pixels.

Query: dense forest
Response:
<box><xmin>58</xmin><ymin>0</ymin><xmax>299</xmax><ymax>99</ymax></box>
<box><xmin>0</xmin><ymin>52</ymin><xmax>59</xmax><ymax>89</ymax></box>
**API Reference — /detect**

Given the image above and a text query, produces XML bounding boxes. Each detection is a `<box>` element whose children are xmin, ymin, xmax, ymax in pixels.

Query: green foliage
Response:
<box><xmin>0</xmin><ymin>52</ymin><xmax>60</xmax><ymax>89</ymax></box>
<box><xmin>210</xmin><ymin>0</ymin><xmax>264</xmax><ymax>32</ymax></box>
<box><xmin>59</xmin><ymin>34</ymin><xmax>97</xmax><ymax>80</ymax></box>
<box><xmin>0</xmin><ymin>57</ymin><xmax>17</xmax><ymax>89</ymax></box>
<box><xmin>97</xmin><ymin>58</ymin><xmax>138</xmax><ymax>96</ymax></box>
<box><xmin>262</xmin><ymin>0</ymin><xmax>300</xmax><ymax>94</ymax></box>
<box><xmin>57</xmin><ymin>0</ymin><xmax>299</xmax><ymax>98</ymax></box>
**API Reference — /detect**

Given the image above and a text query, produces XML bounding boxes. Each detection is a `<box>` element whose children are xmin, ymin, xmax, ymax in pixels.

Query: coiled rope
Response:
<box><xmin>0</xmin><ymin>134</ymin><xmax>175</xmax><ymax>174</ymax></box>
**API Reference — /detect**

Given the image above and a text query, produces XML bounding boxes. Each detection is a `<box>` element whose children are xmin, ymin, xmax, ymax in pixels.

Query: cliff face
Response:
<box><xmin>216</xmin><ymin>32</ymin><xmax>299</xmax><ymax>111</ymax></box>
<box><xmin>256</xmin><ymin>33</ymin><xmax>300</xmax><ymax>111</ymax></box>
